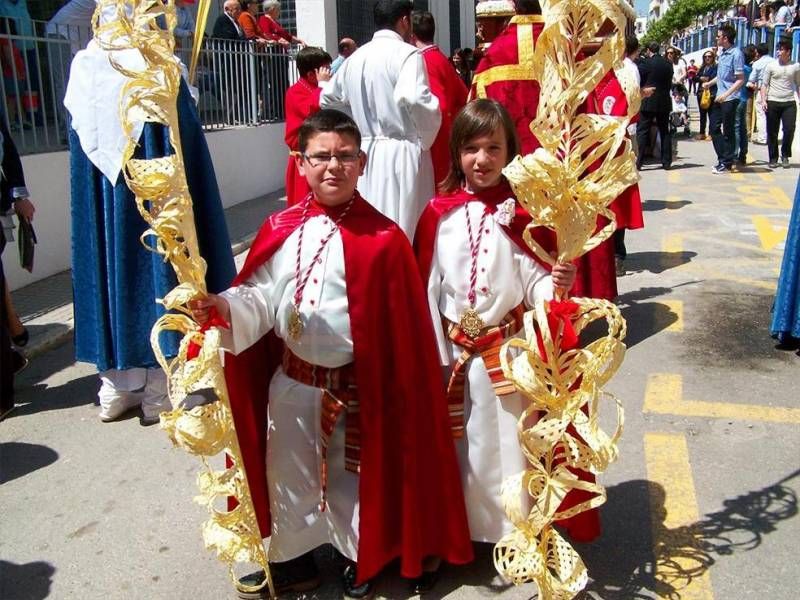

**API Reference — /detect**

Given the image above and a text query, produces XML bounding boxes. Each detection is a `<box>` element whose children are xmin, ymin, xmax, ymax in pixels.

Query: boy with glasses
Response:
<box><xmin>190</xmin><ymin>109</ymin><xmax>473</xmax><ymax>599</ymax></box>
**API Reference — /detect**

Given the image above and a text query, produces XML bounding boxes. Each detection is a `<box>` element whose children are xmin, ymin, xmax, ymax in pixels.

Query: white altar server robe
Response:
<box><xmin>220</xmin><ymin>216</ymin><xmax>359</xmax><ymax>562</ymax></box>
<box><xmin>319</xmin><ymin>30</ymin><xmax>441</xmax><ymax>240</ymax></box>
<box><xmin>426</xmin><ymin>200</ymin><xmax>554</xmax><ymax>543</ymax></box>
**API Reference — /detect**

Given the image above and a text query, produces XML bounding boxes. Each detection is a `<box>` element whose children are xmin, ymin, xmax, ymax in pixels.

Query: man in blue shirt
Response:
<box><xmin>703</xmin><ymin>24</ymin><xmax>745</xmax><ymax>174</ymax></box>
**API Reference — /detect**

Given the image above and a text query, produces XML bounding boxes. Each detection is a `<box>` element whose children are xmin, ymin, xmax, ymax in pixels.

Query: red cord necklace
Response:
<box><xmin>287</xmin><ymin>193</ymin><xmax>356</xmax><ymax>340</ymax></box>
<box><xmin>459</xmin><ymin>202</ymin><xmax>490</xmax><ymax>339</ymax></box>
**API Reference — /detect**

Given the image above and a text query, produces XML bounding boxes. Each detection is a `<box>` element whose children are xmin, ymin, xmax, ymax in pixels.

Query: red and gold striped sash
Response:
<box><xmin>444</xmin><ymin>303</ymin><xmax>526</xmax><ymax>437</ymax></box>
<box><xmin>282</xmin><ymin>349</ymin><xmax>359</xmax><ymax>511</ymax></box>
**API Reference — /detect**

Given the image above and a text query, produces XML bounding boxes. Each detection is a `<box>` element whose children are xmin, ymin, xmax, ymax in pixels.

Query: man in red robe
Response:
<box><xmin>283</xmin><ymin>47</ymin><xmax>332</xmax><ymax>206</ymax></box>
<box><xmin>192</xmin><ymin>110</ymin><xmax>472</xmax><ymax>597</ymax></box>
<box><xmin>412</xmin><ymin>11</ymin><xmax>468</xmax><ymax>187</ymax></box>
<box><xmin>471</xmin><ymin>0</ymin><xmax>643</xmax><ymax>301</ymax></box>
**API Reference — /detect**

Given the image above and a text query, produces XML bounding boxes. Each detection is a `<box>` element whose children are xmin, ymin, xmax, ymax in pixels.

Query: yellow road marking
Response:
<box><xmin>645</xmin><ymin>432</ymin><xmax>714</xmax><ymax>600</ymax></box>
<box><xmin>666</xmin><ymin>195</ymin><xmax>682</xmax><ymax>205</ymax></box>
<box><xmin>681</xmin><ymin>231</ymin><xmax>772</xmax><ymax>255</ymax></box>
<box><xmin>730</xmin><ymin>172</ymin><xmax>745</xmax><ymax>182</ymax></box>
<box><xmin>680</xmin><ymin>264</ymin><xmax>778</xmax><ymax>292</ymax></box>
<box><xmin>739</xmin><ymin>185</ymin><xmax>792</xmax><ymax>209</ymax></box>
<box><xmin>644</xmin><ymin>373</ymin><xmax>800</xmax><ymax>423</ymax></box>
<box><xmin>752</xmin><ymin>216</ymin><xmax>788</xmax><ymax>251</ymax></box>
<box><xmin>661</xmin><ymin>300</ymin><xmax>684</xmax><ymax>332</ymax></box>
<box><xmin>663</xmin><ymin>233</ymin><xmax>683</xmax><ymax>253</ymax></box>
<box><xmin>661</xmin><ymin>234</ymin><xmax>684</xmax><ymax>271</ymax></box>
<box><xmin>668</xmin><ymin>171</ymin><xmax>681</xmax><ymax>184</ymax></box>
<box><xmin>757</xmin><ymin>172</ymin><xmax>774</xmax><ymax>182</ymax></box>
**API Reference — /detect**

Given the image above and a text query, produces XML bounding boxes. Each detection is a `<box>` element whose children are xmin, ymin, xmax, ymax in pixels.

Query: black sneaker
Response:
<box><xmin>237</xmin><ymin>552</ymin><xmax>320</xmax><ymax>599</ymax></box>
<box><xmin>11</xmin><ymin>349</ymin><xmax>28</xmax><ymax>375</ymax></box>
<box><xmin>342</xmin><ymin>562</ymin><xmax>374</xmax><ymax>600</ymax></box>
<box><xmin>409</xmin><ymin>569</ymin><xmax>440</xmax><ymax>595</ymax></box>
<box><xmin>711</xmin><ymin>163</ymin><xmax>728</xmax><ymax>174</ymax></box>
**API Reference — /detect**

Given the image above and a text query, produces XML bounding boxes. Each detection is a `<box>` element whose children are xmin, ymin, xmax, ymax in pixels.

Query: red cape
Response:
<box><xmin>284</xmin><ymin>79</ymin><xmax>322</xmax><ymax>206</ymax></box>
<box><xmin>414</xmin><ymin>182</ymin><xmax>601</xmax><ymax>543</ymax></box>
<box><xmin>224</xmin><ymin>194</ymin><xmax>473</xmax><ymax>583</ymax></box>
<box><xmin>420</xmin><ymin>45</ymin><xmax>468</xmax><ymax>187</ymax></box>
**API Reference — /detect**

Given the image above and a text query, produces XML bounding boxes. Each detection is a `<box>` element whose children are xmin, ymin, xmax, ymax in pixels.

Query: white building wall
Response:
<box><xmin>296</xmin><ymin>0</ymin><xmax>339</xmax><ymax>55</ymax></box>
<box><xmin>293</xmin><ymin>0</ymin><xmax>475</xmax><ymax>57</ymax></box>
<box><xmin>5</xmin><ymin>124</ymin><xmax>287</xmax><ymax>291</ymax></box>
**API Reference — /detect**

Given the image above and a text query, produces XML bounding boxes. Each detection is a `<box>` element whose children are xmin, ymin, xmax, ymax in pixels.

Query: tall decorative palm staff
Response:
<box><xmin>493</xmin><ymin>1</ymin><xmax>637</xmax><ymax>598</ymax></box>
<box><xmin>93</xmin><ymin>1</ymin><xmax>273</xmax><ymax>596</ymax></box>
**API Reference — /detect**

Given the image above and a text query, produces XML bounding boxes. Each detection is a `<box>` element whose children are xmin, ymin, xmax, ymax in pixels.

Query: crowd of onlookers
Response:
<box><xmin>673</xmin><ymin>0</ymin><xmax>800</xmax><ymax>44</ymax></box>
<box><xmin>640</xmin><ymin>17</ymin><xmax>800</xmax><ymax>174</ymax></box>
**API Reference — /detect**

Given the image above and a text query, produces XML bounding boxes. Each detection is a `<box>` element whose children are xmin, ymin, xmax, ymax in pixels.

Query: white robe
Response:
<box><xmin>220</xmin><ymin>216</ymin><xmax>359</xmax><ymax>563</ymax></box>
<box><xmin>319</xmin><ymin>30</ymin><xmax>441</xmax><ymax>240</ymax></box>
<box><xmin>426</xmin><ymin>200</ymin><xmax>553</xmax><ymax>543</ymax></box>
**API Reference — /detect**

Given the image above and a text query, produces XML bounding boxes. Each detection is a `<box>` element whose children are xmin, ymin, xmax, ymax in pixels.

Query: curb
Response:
<box><xmin>23</xmin><ymin>233</ymin><xmax>258</xmax><ymax>361</ymax></box>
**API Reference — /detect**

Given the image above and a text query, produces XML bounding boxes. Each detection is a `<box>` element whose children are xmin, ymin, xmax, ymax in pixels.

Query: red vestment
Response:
<box><xmin>224</xmin><ymin>195</ymin><xmax>474</xmax><ymax>584</ymax></box>
<box><xmin>420</xmin><ymin>45</ymin><xmax>468</xmax><ymax>187</ymax></box>
<box><xmin>472</xmin><ymin>16</ymin><xmax>643</xmax><ymax>300</ymax></box>
<box><xmin>283</xmin><ymin>79</ymin><xmax>321</xmax><ymax>206</ymax></box>
<box><xmin>414</xmin><ymin>181</ymin><xmax>601</xmax><ymax>544</ymax></box>
<box><xmin>471</xmin><ymin>15</ymin><xmax>546</xmax><ymax>154</ymax></box>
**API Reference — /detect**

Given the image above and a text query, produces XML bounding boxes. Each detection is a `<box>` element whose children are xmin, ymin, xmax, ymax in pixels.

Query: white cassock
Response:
<box><xmin>220</xmin><ymin>216</ymin><xmax>359</xmax><ymax>563</ymax></box>
<box><xmin>319</xmin><ymin>30</ymin><xmax>441</xmax><ymax>240</ymax></box>
<box><xmin>425</xmin><ymin>200</ymin><xmax>554</xmax><ymax>543</ymax></box>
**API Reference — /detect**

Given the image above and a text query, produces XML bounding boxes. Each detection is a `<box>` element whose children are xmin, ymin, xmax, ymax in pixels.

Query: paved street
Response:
<box><xmin>1</xmin><ymin>133</ymin><xmax>798</xmax><ymax>600</ymax></box>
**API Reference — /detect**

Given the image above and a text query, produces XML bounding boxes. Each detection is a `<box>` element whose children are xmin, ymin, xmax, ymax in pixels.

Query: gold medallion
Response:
<box><xmin>287</xmin><ymin>307</ymin><xmax>303</xmax><ymax>340</ymax></box>
<box><xmin>459</xmin><ymin>307</ymin><xmax>485</xmax><ymax>339</ymax></box>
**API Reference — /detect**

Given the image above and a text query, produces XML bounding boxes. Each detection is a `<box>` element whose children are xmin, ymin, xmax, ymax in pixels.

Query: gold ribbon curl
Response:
<box><xmin>492</xmin><ymin>1</ymin><xmax>638</xmax><ymax>598</ymax></box>
<box><xmin>94</xmin><ymin>2</ymin><xmax>273</xmax><ymax>596</ymax></box>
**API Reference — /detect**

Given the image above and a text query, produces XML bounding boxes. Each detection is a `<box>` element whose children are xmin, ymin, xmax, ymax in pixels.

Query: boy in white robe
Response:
<box><xmin>191</xmin><ymin>109</ymin><xmax>473</xmax><ymax>599</ymax></box>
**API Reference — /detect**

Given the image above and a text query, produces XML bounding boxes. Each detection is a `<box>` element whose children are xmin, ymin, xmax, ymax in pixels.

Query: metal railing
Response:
<box><xmin>674</xmin><ymin>16</ymin><xmax>800</xmax><ymax>62</ymax></box>
<box><xmin>1</xmin><ymin>19</ymin><xmax>297</xmax><ymax>155</ymax></box>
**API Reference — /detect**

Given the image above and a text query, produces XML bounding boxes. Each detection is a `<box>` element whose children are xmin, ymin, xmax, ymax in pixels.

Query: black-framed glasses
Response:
<box><xmin>302</xmin><ymin>153</ymin><xmax>361</xmax><ymax>168</ymax></box>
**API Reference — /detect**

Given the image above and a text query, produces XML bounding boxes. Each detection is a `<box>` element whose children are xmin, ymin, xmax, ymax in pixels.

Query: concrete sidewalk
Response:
<box><xmin>9</xmin><ymin>190</ymin><xmax>287</xmax><ymax>360</ymax></box>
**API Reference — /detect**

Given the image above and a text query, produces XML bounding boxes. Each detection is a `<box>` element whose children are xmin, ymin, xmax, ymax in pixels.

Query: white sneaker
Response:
<box><xmin>98</xmin><ymin>392</ymin><xmax>141</xmax><ymax>422</ymax></box>
<box><xmin>140</xmin><ymin>368</ymin><xmax>171</xmax><ymax>425</ymax></box>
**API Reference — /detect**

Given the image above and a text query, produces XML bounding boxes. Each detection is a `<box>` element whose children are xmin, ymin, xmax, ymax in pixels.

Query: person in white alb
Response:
<box><xmin>414</xmin><ymin>100</ymin><xmax>598</xmax><ymax>546</ymax></box>
<box><xmin>319</xmin><ymin>0</ymin><xmax>440</xmax><ymax>239</ymax></box>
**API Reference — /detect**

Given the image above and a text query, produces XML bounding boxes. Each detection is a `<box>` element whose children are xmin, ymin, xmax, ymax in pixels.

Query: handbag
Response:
<box><xmin>17</xmin><ymin>218</ymin><xmax>36</xmax><ymax>272</ymax></box>
<box><xmin>699</xmin><ymin>88</ymin><xmax>712</xmax><ymax>109</ymax></box>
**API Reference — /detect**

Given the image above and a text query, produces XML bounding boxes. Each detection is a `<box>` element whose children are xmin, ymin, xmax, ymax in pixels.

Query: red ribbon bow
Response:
<box><xmin>187</xmin><ymin>308</ymin><xmax>230</xmax><ymax>360</ymax></box>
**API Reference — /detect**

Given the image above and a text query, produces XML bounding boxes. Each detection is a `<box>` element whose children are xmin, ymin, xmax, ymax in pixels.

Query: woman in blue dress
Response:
<box><xmin>66</xmin><ymin>2</ymin><xmax>236</xmax><ymax>424</ymax></box>
<box><xmin>771</xmin><ymin>175</ymin><xmax>800</xmax><ymax>349</ymax></box>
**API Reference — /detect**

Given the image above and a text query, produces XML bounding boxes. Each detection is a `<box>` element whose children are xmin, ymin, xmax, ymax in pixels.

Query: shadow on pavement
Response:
<box><xmin>613</xmin><ymin>286</ymin><xmax>692</xmax><ymax>348</ymax></box>
<box><xmin>580</xmin><ymin>470</ymin><xmax>799</xmax><ymax>599</ymax></box>
<box><xmin>0</xmin><ymin>442</ymin><xmax>59</xmax><ymax>484</ymax></box>
<box><xmin>9</xmin><ymin>344</ymin><xmax>99</xmax><ymax>418</ymax></box>
<box><xmin>9</xmin><ymin>374</ymin><xmax>98</xmax><ymax>418</ymax></box>
<box><xmin>660</xmin><ymin>162</ymin><xmax>704</xmax><ymax>171</ymax></box>
<box><xmin>0</xmin><ymin>560</ymin><xmax>55</xmax><ymax>600</ymax></box>
<box><xmin>420</xmin><ymin>542</ymin><xmax>513</xmax><ymax>600</ymax></box>
<box><xmin>625</xmin><ymin>250</ymin><xmax>697</xmax><ymax>274</ymax></box>
<box><xmin>642</xmin><ymin>199</ymin><xmax>692</xmax><ymax>211</ymax></box>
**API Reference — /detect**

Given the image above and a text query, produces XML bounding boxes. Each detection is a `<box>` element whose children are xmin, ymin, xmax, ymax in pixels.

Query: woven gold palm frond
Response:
<box><xmin>493</xmin><ymin>2</ymin><xmax>632</xmax><ymax>598</ymax></box>
<box><xmin>507</xmin><ymin>0</ymin><xmax>636</xmax><ymax>264</ymax></box>
<box><xmin>94</xmin><ymin>2</ymin><xmax>273</xmax><ymax>596</ymax></box>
